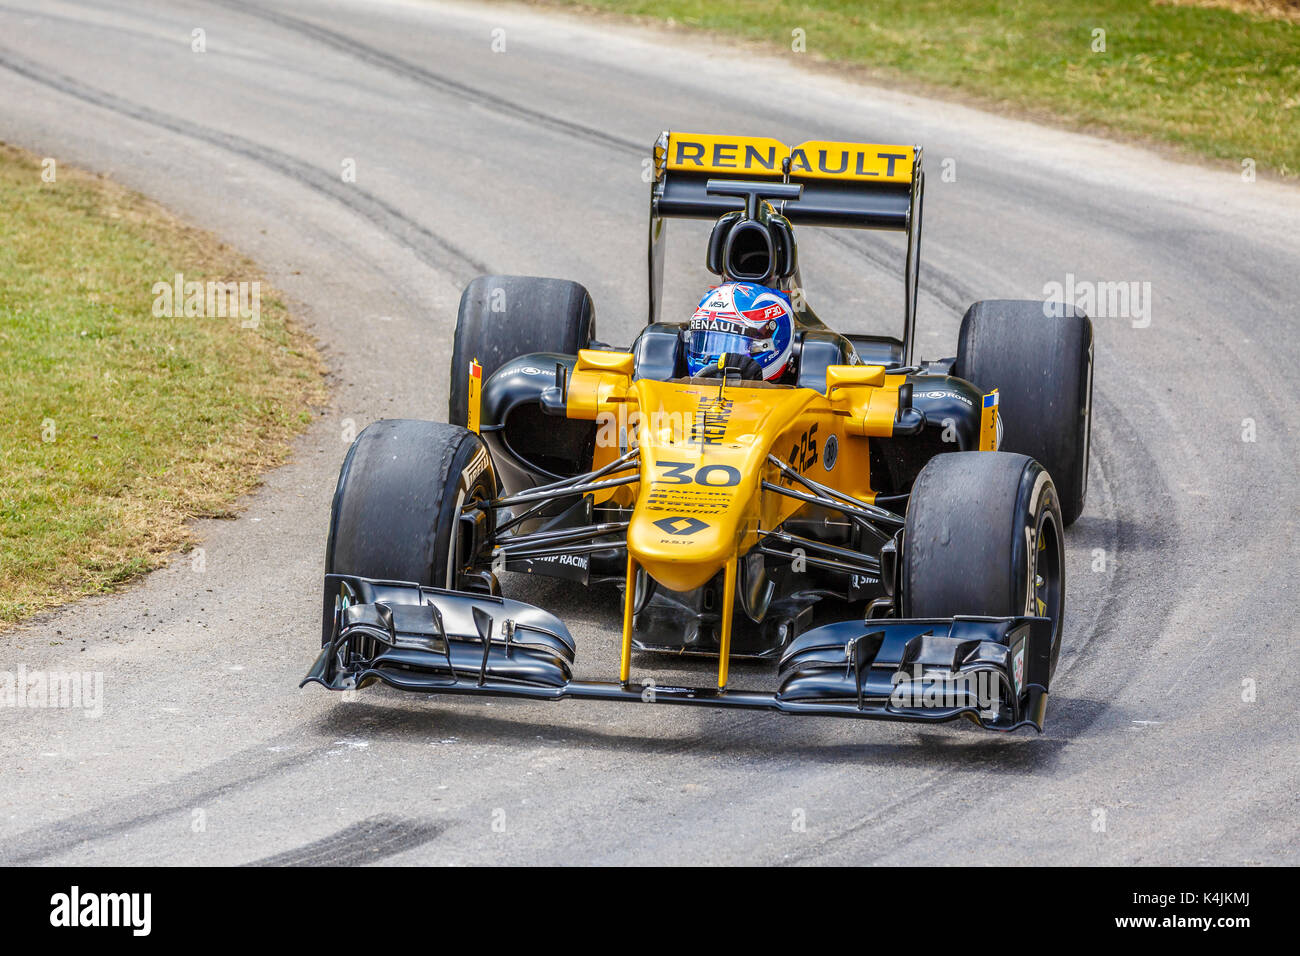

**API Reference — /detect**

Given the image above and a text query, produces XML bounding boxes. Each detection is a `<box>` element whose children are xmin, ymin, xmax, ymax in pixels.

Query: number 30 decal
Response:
<box><xmin>655</xmin><ymin>461</ymin><xmax>741</xmax><ymax>487</ymax></box>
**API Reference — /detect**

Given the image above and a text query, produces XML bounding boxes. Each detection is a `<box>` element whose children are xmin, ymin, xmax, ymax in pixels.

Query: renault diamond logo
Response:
<box><xmin>652</xmin><ymin>516</ymin><xmax>709</xmax><ymax>536</ymax></box>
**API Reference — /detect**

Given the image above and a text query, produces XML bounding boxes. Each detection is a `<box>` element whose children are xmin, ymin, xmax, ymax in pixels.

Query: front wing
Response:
<box><xmin>303</xmin><ymin>575</ymin><xmax>1053</xmax><ymax>733</ymax></box>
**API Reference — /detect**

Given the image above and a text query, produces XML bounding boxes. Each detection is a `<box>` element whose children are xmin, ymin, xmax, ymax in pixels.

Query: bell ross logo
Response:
<box><xmin>49</xmin><ymin>886</ymin><xmax>151</xmax><ymax>936</ymax></box>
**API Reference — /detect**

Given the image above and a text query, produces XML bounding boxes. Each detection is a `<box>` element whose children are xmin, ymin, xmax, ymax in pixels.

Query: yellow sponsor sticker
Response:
<box><xmin>467</xmin><ymin>359</ymin><xmax>482</xmax><ymax>434</ymax></box>
<box><xmin>979</xmin><ymin>389</ymin><xmax>1000</xmax><ymax>451</ymax></box>
<box><xmin>665</xmin><ymin>133</ymin><xmax>914</xmax><ymax>184</ymax></box>
<box><xmin>789</xmin><ymin>140</ymin><xmax>914</xmax><ymax>183</ymax></box>
<box><xmin>665</xmin><ymin>133</ymin><xmax>787</xmax><ymax>177</ymax></box>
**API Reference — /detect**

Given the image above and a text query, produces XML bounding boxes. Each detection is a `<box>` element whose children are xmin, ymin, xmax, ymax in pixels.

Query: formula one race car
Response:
<box><xmin>303</xmin><ymin>132</ymin><xmax>1094</xmax><ymax>732</ymax></box>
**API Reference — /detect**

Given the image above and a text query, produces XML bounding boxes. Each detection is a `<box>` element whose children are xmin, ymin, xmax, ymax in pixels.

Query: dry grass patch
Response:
<box><xmin>0</xmin><ymin>144</ymin><xmax>326</xmax><ymax>627</ymax></box>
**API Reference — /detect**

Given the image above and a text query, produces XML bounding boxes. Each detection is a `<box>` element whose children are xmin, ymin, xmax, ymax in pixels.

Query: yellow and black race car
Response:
<box><xmin>303</xmin><ymin>132</ymin><xmax>1094</xmax><ymax>733</ymax></box>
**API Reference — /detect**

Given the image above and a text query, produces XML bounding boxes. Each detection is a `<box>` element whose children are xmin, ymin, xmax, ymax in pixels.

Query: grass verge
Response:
<box><xmin>0</xmin><ymin>143</ymin><xmax>326</xmax><ymax>628</ymax></box>
<box><xmin>528</xmin><ymin>0</ymin><xmax>1300</xmax><ymax>178</ymax></box>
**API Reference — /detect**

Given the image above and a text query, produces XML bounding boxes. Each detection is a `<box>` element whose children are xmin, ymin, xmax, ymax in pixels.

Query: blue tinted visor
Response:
<box><xmin>687</xmin><ymin>330</ymin><xmax>759</xmax><ymax>360</ymax></box>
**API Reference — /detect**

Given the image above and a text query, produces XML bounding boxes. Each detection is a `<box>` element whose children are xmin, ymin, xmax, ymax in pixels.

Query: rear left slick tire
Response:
<box><xmin>449</xmin><ymin>275</ymin><xmax>595</xmax><ymax>427</ymax></box>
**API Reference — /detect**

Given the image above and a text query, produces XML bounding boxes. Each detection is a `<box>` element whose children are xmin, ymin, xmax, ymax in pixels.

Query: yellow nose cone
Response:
<box><xmin>627</xmin><ymin>507</ymin><xmax>742</xmax><ymax>592</ymax></box>
<box><xmin>622</xmin><ymin>380</ymin><xmax>776</xmax><ymax>593</ymax></box>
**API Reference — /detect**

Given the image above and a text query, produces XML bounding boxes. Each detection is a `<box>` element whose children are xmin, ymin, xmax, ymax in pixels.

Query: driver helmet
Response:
<box><xmin>685</xmin><ymin>281</ymin><xmax>794</xmax><ymax>380</ymax></box>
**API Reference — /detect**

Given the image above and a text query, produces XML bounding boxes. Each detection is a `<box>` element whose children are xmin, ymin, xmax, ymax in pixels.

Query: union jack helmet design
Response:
<box><xmin>685</xmin><ymin>282</ymin><xmax>794</xmax><ymax>381</ymax></box>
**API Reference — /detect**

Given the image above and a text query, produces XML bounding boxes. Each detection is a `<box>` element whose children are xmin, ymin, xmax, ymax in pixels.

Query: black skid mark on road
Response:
<box><xmin>780</xmin><ymin>382</ymin><xmax>1175</xmax><ymax>863</ymax></box>
<box><xmin>824</xmin><ymin>228</ymin><xmax>974</xmax><ymax>318</ymax></box>
<box><xmin>1067</xmin><ymin>513</ymin><xmax>1172</xmax><ymax>553</ymax></box>
<box><xmin>204</xmin><ymin>0</ymin><xmax>644</xmax><ymax>158</ymax></box>
<box><xmin>244</xmin><ymin>815</ymin><xmax>445</xmax><ymax>866</ymax></box>
<box><xmin>0</xmin><ymin>48</ymin><xmax>491</xmax><ymax>285</ymax></box>
<box><xmin>1057</xmin><ymin>388</ymin><xmax>1182</xmax><ymax>679</ymax></box>
<box><xmin>0</xmin><ymin>738</ymin><xmax>324</xmax><ymax>865</ymax></box>
<box><xmin>798</xmin><ymin>396</ymin><xmax>1184</xmax><ymax>859</ymax></box>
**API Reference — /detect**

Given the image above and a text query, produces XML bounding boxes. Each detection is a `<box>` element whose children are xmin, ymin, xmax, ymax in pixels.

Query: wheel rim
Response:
<box><xmin>1031</xmin><ymin>507</ymin><xmax>1064</xmax><ymax>659</ymax></box>
<box><xmin>446</xmin><ymin>484</ymin><xmax>490</xmax><ymax>590</ymax></box>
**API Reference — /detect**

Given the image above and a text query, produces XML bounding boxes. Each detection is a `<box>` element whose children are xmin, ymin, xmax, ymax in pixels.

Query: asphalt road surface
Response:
<box><xmin>2</xmin><ymin>0</ymin><xmax>1297</xmax><ymax>865</ymax></box>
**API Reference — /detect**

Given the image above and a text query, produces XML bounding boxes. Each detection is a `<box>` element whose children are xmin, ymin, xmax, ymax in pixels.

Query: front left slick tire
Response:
<box><xmin>325</xmin><ymin>419</ymin><xmax>496</xmax><ymax>599</ymax></box>
<box><xmin>902</xmin><ymin>451</ymin><xmax>1065</xmax><ymax>677</ymax></box>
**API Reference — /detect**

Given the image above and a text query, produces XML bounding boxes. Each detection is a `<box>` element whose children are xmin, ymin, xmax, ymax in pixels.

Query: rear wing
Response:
<box><xmin>647</xmin><ymin>131</ymin><xmax>926</xmax><ymax>362</ymax></box>
<box><xmin>653</xmin><ymin>132</ymin><xmax>918</xmax><ymax>227</ymax></box>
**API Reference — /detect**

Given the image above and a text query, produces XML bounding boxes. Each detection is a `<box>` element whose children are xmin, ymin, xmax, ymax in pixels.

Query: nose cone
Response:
<box><xmin>627</xmin><ymin>507</ymin><xmax>742</xmax><ymax>592</ymax></box>
<box><xmin>624</xmin><ymin>393</ymin><xmax>757</xmax><ymax>592</ymax></box>
<box><xmin>622</xmin><ymin>377</ymin><xmax>813</xmax><ymax>593</ymax></box>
